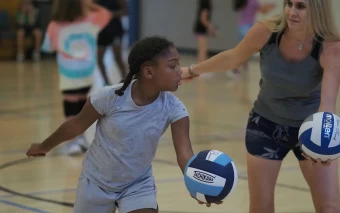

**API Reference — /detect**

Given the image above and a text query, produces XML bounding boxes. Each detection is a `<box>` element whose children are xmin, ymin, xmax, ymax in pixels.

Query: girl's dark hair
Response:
<box><xmin>232</xmin><ymin>0</ymin><xmax>248</xmax><ymax>11</ymax></box>
<box><xmin>115</xmin><ymin>36</ymin><xmax>175</xmax><ymax>96</ymax></box>
<box><xmin>51</xmin><ymin>0</ymin><xmax>84</xmax><ymax>22</ymax></box>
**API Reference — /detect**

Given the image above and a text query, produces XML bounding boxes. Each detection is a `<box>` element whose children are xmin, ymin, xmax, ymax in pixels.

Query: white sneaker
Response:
<box><xmin>66</xmin><ymin>143</ymin><xmax>83</xmax><ymax>156</ymax></box>
<box><xmin>64</xmin><ymin>135</ymin><xmax>88</xmax><ymax>156</ymax></box>
<box><xmin>16</xmin><ymin>53</ymin><xmax>24</xmax><ymax>62</ymax></box>
<box><xmin>226</xmin><ymin>70</ymin><xmax>240</xmax><ymax>79</ymax></box>
<box><xmin>33</xmin><ymin>51</ymin><xmax>41</xmax><ymax>61</ymax></box>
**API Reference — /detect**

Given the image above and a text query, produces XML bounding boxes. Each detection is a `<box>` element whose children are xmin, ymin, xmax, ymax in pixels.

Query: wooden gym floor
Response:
<box><xmin>0</xmin><ymin>51</ymin><xmax>339</xmax><ymax>213</ymax></box>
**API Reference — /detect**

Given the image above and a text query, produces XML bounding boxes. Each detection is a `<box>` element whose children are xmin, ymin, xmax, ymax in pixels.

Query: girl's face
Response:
<box><xmin>285</xmin><ymin>0</ymin><xmax>308</xmax><ymax>32</ymax></box>
<box><xmin>143</xmin><ymin>47</ymin><xmax>182</xmax><ymax>92</ymax></box>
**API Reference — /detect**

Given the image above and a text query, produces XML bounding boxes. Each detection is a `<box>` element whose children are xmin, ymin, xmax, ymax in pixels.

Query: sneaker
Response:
<box><xmin>33</xmin><ymin>51</ymin><xmax>41</xmax><ymax>61</ymax></box>
<box><xmin>226</xmin><ymin>70</ymin><xmax>240</xmax><ymax>79</ymax></box>
<box><xmin>66</xmin><ymin>143</ymin><xmax>83</xmax><ymax>156</ymax></box>
<box><xmin>64</xmin><ymin>135</ymin><xmax>88</xmax><ymax>156</ymax></box>
<box><xmin>16</xmin><ymin>53</ymin><xmax>24</xmax><ymax>62</ymax></box>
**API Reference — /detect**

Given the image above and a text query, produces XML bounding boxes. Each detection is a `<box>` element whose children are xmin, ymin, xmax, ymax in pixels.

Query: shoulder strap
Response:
<box><xmin>267</xmin><ymin>31</ymin><xmax>284</xmax><ymax>46</ymax></box>
<box><xmin>311</xmin><ymin>35</ymin><xmax>324</xmax><ymax>61</ymax></box>
<box><xmin>267</xmin><ymin>32</ymin><xmax>278</xmax><ymax>45</ymax></box>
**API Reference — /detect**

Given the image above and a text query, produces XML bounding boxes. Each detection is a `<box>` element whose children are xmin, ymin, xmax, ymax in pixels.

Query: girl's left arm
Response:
<box><xmin>170</xmin><ymin>116</ymin><xmax>194</xmax><ymax>173</ymax></box>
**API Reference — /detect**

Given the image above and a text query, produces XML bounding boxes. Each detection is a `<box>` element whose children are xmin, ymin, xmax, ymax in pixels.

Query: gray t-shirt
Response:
<box><xmin>82</xmin><ymin>80</ymin><xmax>189</xmax><ymax>192</ymax></box>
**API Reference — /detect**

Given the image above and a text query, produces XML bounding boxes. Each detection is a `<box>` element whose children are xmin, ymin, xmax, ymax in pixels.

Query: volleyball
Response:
<box><xmin>298</xmin><ymin>112</ymin><xmax>340</xmax><ymax>161</ymax></box>
<box><xmin>184</xmin><ymin>150</ymin><xmax>238</xmax><ymax>203</ymax></box>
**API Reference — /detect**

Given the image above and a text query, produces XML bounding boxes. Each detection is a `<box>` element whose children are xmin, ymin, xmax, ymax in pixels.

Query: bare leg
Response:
<box><xmin>33</xmin><ymin>29</ymin><xmax>42</xmax><ymax>52</ymax></box>
<box><xmin>17</xmin><ymin>29</ymin><xmax>25</xmax><ymax>61</ymax></box>
<box><xmin>299</xmin><ymin>159</ymin><xmax>340</xmax><ymax>213</ymax></box>
<box><xmin>62</xmin><ymin>94</ymin><xmax>88</xmax><ymax>155</ymax></box>
<box><xmin>247</xmin><ymin>153</ymin><xmax>282</xmax><ymax>213</ymax></box>
<box><xmin>196</xmin><ymin>35</ymin><xmax>208</xmax><ymax>63</ymax></box>
<box><xmin>97</xmin><ymin>46</ymin><xmax>110</xmax><ymax>85</ymax></box>
<box><xmin>112</xmin><ymin>42</ymin><xmax>127</xmax><ymax>81</ymax></box>
<box><xmin>32</xmin><ymin>29</ymin><xmax>42</xmax><ymax>61</ymax></box>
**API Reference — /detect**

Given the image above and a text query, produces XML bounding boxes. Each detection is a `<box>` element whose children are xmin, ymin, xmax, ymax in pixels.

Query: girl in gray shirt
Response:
<box><xmin>26</xmin><ymin>36</ymin><xmax>219</xmax><ymax>212</ymax></box>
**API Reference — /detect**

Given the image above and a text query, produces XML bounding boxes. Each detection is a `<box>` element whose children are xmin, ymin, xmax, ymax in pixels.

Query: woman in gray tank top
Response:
<box><xmin>182</xmin><ymin>0</ymin><xmax>340</xmax><ymax>212</ymax></box>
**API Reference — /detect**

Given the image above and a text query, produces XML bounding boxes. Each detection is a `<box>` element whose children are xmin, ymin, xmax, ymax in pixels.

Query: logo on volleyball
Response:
<box><xmin>323</xmin><ymin>113</ymin><xmax>333</xmax><ymax>140</ymax></box>
<box><xmin>193</xmin><ymin>171</ymin><xmax>216</xmax><ymax>183</ymax></box>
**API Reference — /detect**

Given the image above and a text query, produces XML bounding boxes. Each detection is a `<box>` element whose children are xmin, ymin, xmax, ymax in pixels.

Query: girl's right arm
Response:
<box><xmin>26</xmin><ymin>98</ymin><xmax>102</xmax><ymax>157</ymax></box>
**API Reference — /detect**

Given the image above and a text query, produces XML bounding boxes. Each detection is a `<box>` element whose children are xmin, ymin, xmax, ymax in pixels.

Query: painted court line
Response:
<box><xmin>0</xmin><ymin>199</ymin><xmax>50</xmax><ymax>213</ymax></box>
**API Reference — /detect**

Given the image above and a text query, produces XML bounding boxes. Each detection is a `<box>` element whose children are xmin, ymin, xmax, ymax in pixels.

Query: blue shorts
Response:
<box><xmin>73</xmin><ymin>173</ymin><xmax>158</xmax><ymax>213</ymax></box>
<box><xmin>245</xmin><ymin>110</ymin><xmax>306</xmax><ymax>161</ymax></box>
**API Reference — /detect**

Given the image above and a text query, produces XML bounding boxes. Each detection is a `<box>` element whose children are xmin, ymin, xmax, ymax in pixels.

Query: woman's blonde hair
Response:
<box><xmin>260</xmin><ymin>0</ymin><xmax>340</xmax><ymax>42</ymax></box>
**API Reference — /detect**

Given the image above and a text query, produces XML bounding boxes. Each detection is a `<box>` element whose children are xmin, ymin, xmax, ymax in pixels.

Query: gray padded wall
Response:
<box><xmin>139</xmin><ymin>0</ymin><xmax>239</xmax><ymax>52</ymax></box>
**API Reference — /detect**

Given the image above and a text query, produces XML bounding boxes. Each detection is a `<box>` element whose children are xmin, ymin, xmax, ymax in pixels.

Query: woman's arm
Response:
<box><xmin>182</xmin><ymin>22</ymin><xmax>271</xmax><ymax>78</ymax></box>
<box><xmin>171</xmin><ymin>116</ymin><xmax>194</xmax><ymax>173</ymax></box>
<box><xmin>319</xmin><ymin>42</ymin><xmax>340</xmax><ymax>113</ymax></box>
<box><xmin>302</xmin><ymin>41</ymin><xmax>340</xmax><ymax>165</ymax></box>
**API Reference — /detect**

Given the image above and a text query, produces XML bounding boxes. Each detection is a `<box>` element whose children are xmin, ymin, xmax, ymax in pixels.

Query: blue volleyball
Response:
<box><xmin>298</xmin><ymin>112</ymin><xmax>340</xmax><ymax>161</ymax></box>
<box><xmin>184</xmin><ymin>150</ymin><xmax>238</xmax><ymax>203</ymax></box>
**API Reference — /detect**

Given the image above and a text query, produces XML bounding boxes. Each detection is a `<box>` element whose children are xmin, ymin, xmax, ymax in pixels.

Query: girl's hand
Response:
<box><xmin>26</xmin><ymin>143</ymin><xmax>49</xmax><ymax>157</ymax></box>
<box><xmin>191</xmin><ymin>195</ymin><xmax>223</xmax><ymax>207</ymax></box>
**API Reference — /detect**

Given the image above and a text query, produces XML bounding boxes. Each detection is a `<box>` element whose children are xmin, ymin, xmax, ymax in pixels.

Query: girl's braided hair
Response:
<box><xmin>115</xmin><ymin>36</ymin><xmax>174</xmax><ymax>96</ymax></box>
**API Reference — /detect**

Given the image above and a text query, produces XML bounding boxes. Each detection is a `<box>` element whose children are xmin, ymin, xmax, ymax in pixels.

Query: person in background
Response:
<box><xmin>193</xmin><ymin>0</ymin><xmax>216</xmax><ymax>64</ymax></box>
<box><xmin>227</xmin><ymin>0</ymin><xmax>275</xmax><ymax>78</ymax></box>
<box><xmin>227</xmin><ymin>0</ymin><xmax>275</xmax><ymax>104</ymax></box>
<box><xmin>96</xmin><ymin>0</ymin><xmax>128</xmax><ymax>86</ymax></box>
<box><xmin>16</xmin><ymin>0</ymin><xmax>43</xmax><ymax>62</ymax></box>
<box><xmin>41</xmin><ymin>0</ymin><xmax>112</xmax><ymax>155</ymax></box>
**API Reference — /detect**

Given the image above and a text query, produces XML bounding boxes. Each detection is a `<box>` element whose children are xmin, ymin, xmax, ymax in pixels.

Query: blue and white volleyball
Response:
<box><xmin>298</xmin><ymin>112</ymin><xmax>340</xmax><ymax>161</ymax></box>
<box><xmin>184</xmin><ymin>150</ymin><xmax>238</xmax><ymax>203</ymax></box>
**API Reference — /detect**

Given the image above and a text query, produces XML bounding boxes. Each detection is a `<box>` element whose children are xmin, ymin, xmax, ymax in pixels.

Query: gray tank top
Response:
<box><xmin>253</xmin><ymin>31</ymin><xmax>324</xmax><ymax>127</ymax></box>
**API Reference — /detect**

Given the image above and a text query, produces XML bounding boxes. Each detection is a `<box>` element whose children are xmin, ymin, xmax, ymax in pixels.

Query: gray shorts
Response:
<box><xmin>73</xmin><ymin>173</ymin><xmax>158</xmax><ymax>213</ymax></box>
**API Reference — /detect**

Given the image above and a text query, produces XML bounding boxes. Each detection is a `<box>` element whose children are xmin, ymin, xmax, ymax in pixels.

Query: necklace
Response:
<box><xmin>295</xmin><ymin>36</ymin><xmax>314</xmax><ymax>51</ymax></box>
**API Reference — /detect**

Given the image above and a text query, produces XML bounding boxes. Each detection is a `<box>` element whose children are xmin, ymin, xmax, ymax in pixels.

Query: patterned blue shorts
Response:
<box><xmin>245</xmin><ymin>110</ymin><xmax>306</xmax><ymax>161</ymax></box>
